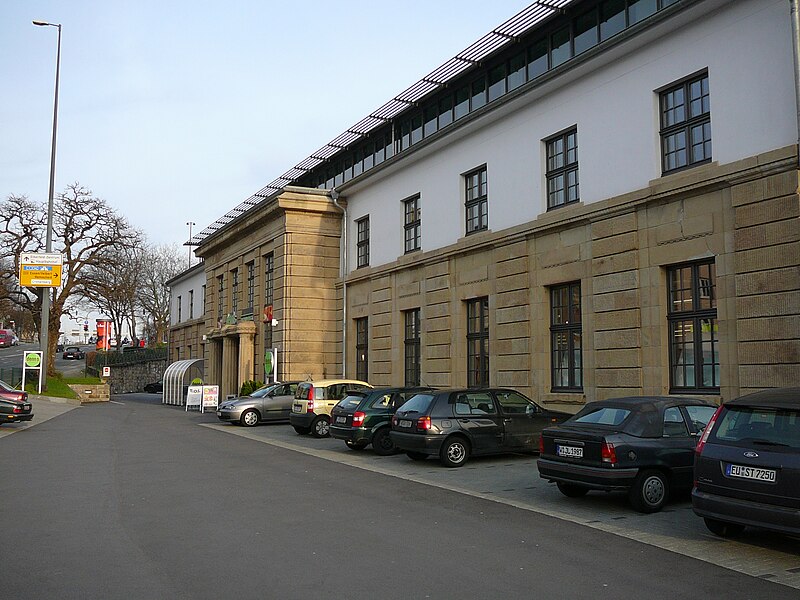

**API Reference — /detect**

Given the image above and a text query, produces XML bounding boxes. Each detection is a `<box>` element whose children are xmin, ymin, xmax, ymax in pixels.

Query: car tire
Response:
<box><xmin>240</xmin><ymin>409</ymin><xmax>260</xmax><ymax>427</ymax></box>
<box><xmin>406</xmin><ymin>451</ymin><xmax>428</xmax><ymax>461</ymax></box>
<box><xmin>440</xmin><ymin>436</ymin><xmax>470</xmax><ymax>468</ymax></box>
<box><xmin>704</xmin><ymin>518</ymin><xmax>745</xmax><ymax>538</ymax></box>
<box><xmin>371</xmin><ymin>427</ymin><xmax>396</xmax><ymax>456</ymax></box>
<box><xmin>293</xmin><ymin>425</ymin><xmax>311</xmax><ymax>435</ymax></box>
<box><xmin>556</xmin><ymin>482</ymin><xmax>589</xmax><ymax>498</ymax></box>
<box><xmin>345</xmin><ymin>440</ymin><xmax>367</xmax><ymax>450</ymax></box>
<box><xmin>629</xmin><ymin>469</ymin><xmax>669</xmax><ymax>513</ymax></box>
<box><xmin>311</xmin><ymin>416</ymin><xmax>331</xmax><ymax>438</ymax></box>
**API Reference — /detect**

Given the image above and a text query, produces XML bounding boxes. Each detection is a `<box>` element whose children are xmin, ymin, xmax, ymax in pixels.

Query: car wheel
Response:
<box><xmin>240</xmin><ymin>409</ymin><xmax>260</xmax><ymax>427</ymax></box>
<box><xmin>311</xmin><ymin>416</ymin><xmax>331</xmax><ymax>438</ymax></box>
<box><xmin>629</xmin><ymin>469</ymin><xmax>669</xmax><ymax>513</ymax></box>
<box><xmin>372</xmin><ymin>427</ymin><xmax>396</xmax><ymax>456</ymax></box>
<box><xmin>345</xmin><ymin>440</ymin><xmax>367</xmax><ymax>450</ymax></box>
<box><xmin>406</xmin><ymin>451</ymin><xmax>428</xmax><ymax>461</ymax></box>
<box><xmin>556</xmin><ymin>482</ymin><xmax>589</xmax><ymax>498</ymax></box>
<box><xmin>440</xmin><ymin>437</ymin><xmax>470</xmax><ymax>468</ymax></box>
<box><xmin>293</xmin><ymin>425</ymin><xmax>311</xmax><ymax>435</ymax></box>
<box><xmin>704</xmin><ymin>518</ymin><xmax>745</xmax><ymax>538</ymax></box>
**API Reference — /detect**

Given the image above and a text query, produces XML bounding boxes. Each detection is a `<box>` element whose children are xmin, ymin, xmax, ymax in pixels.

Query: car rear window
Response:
<box><xmin>573</xmin><ymin>407</ymin><xmax>631</xmax><ymax>426</ymax></box>
<box><xmin>398</xmin><ymin>394</ymin><xmax>434</xmax><ymax>414</ymax></box>
<box><xmin>711</xmin><ymin>406</ymin><xmax>800</xmax><ymax>450</ymax></box>
<box><xmin>337</xmin><ymin>394</ymin><xmax>366</xmax><ymax>410</ymax></box>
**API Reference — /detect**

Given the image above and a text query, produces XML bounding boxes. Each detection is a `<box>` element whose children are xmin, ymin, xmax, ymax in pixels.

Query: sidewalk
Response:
<box><xmin>0</xmin><ymin>394</ymin><xmax>80</xmax><ymax>439</ymax></box>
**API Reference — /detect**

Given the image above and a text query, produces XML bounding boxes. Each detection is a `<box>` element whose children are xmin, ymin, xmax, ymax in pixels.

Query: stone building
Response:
<box><xmin>191</xmin><ymin>0</ymin><xmax>800</xmax><ymax>408</ymax></box>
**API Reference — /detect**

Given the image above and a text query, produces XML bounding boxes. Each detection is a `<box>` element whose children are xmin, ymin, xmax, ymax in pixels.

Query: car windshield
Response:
<box><xmin>66</xmin><ymin>347</ymin><xmax>79</xmax><ymax>351</ymax></box>
<box><xmin>711</xmin><ymin>406</ymin><xmax>800</xmax><ymax>450</ymax></box>
<box><xmin>250</xmin><ymin>384</ymin><xmax>280</xmax><ymax>398</ymax></box>
<box><xmin>573</xmin><ymin>407</ymin><xmax>631</xmax><ymax>426</ymax></box>
<box><xmin>398</xmin><ymin>394</ymin><xmax>434</xmax><ymax>414</ymax></box>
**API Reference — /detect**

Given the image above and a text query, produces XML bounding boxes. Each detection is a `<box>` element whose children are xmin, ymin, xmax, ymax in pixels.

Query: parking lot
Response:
<box><xmin>201</xmin><ymin>416</ymin><xmax>800</xmax><ymax>590</ymax></box>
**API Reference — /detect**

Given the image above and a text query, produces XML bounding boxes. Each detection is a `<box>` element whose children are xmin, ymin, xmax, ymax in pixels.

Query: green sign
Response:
<box><xmin>25</xmin><ymin>352</ymin><xmax>41</xmax><ymax>368</ymax></box>
<box><xmin>264</xmin><ymin>349</ymin><xmax>273</xmax><ymax>375</ymax></box>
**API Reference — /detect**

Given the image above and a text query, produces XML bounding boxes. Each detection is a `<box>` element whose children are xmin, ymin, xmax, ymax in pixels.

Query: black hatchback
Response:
<box><xmin>693</xmin><ymin>388</ymin><xmax>800</xmax><ymax>537</ymax></box>
<box><xmin>538</xmin><ymin>396</ymin><xmax>717</xmax><ymax>513</ymax></box>
<box><xmin>330</xmin><ymin>387</ymin><xmax>434</xmax><ymax>454</ymax></box>
<box><xmin>390</xmin><ymin>388</ymin><xmax>570</xmax><ymax>467</ymax></box>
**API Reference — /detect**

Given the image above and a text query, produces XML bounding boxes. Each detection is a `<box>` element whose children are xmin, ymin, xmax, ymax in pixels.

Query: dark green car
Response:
<box><xmin>330</xmin><ymin>387</ymin><xmax>433</xmax><ymax>455</ymax></box>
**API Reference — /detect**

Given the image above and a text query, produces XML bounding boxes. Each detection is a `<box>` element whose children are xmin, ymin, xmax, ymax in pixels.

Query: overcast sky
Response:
<box><xmin>2</xmin><ymin>0</ymin><xmax>529</xmax><ymax>249</ymax></box>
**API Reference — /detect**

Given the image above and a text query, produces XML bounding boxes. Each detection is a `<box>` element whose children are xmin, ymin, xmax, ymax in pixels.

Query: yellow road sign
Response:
<box><xmin>19</xmin><ymin>264</ymin><xmax>62</xmax><ymax>287</ymax></box>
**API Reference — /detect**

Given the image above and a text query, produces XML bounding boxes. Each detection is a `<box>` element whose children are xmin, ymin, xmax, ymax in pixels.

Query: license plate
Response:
<box><xmin>336</xmin><ymin>416</ymin><xmax>346</xmax><ymax>424</ymax></box>
<box><xmin>556</xmin><ymin>445</ymin><xmax>583</xmax><ymax>458</ymax></box>
<box><xmin>399</xmin><ymin>419</ymin><xmax>413</xmax><ymax>428</ymax></box>
<box><xmin>726</xmin><ymin>464</ymin><xmax>777</xmax><ymax>482</ymax></box>
<box><xmin>216</xmin><ymin>411</ymin><xmax>222</xmax><ymax>416</ymax></box>
<box><xmin>24</xmin><ymin>404</ymin><xmax>31</xmax><ymax>410</ymax></box>
<box><xmin>292</xmin><ymin>405</ymin><xmax>302</xmax><ymax>413</ymax></box>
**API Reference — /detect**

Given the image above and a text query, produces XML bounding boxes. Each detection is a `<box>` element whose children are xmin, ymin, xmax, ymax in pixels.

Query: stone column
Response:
<box><xmin>222</xmin><ymin>336</ymin><xmax>237</xmax><ymax>399</ymax></box>
<box><xmin>208</xmin><ymin>339</ymin><xmax>222</xmax><ymax>386</ymax></box>
<box><xmin>237</xmin><ymin>321</ymin><xmax>257</xmax><ymax>388</ymax></box>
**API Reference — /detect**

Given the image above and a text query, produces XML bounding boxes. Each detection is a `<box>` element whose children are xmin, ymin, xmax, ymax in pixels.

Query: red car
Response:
<box><xmin>0</xmin><ymin>379</ymin><xmax>33</xmax><ymax>425</ymax></box>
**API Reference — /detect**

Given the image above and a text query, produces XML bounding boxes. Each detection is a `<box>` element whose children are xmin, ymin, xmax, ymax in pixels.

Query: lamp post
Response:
<box><xmin>186</xmin><ymin>221</ymin><xmax>196</xmax><ymax>268</ymax></box>
<box><xmin>33</xmin><ymin>20</ymin><xmax>62</xmax><ymax>390</ymax></box>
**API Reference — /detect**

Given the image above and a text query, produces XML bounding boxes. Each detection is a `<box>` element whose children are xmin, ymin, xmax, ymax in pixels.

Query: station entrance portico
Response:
<box><xmin>206</xmin><ymin>321</ymin><xmax>256</xmax><ymax>400</ymax></box>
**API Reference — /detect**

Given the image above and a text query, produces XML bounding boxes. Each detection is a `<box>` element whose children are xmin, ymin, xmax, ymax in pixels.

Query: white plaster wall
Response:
<box><xmin>169</xmin><ymin>269</ymin><xmax>206</xmax><ymax>324</ymax></box>
<box><xmin>344</xmin><ymin>0</ymin><xmax>796</xmax><ymax>272</ymax></box>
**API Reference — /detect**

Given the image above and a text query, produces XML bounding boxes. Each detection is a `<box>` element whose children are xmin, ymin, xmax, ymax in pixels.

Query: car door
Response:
<box><xmin>265</xmin><ymin>383</ymin><xmax>297</xmax><ymax>420</ymax></box>
<box><xmin>661</xmin><ymin>405</ymin><xmax>696</xmax><ymax>488</ymax></box>
<box><xmin>452</xmin><ymin>392</ymin><xmax>503</xmax><ymax>453</ymax></box>
<box><xmin>494</xmin><ymin>390</ymin><xmax>541</xmax><ymax>450</ymax></box>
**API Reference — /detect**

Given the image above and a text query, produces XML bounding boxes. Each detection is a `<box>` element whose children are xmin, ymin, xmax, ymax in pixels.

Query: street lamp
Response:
<box><xmin>186</xmin><ymin>221</ymin><xmax>196</xmax><ymax>268</ymax></box>
<box><xmin>33</xmin><ymin>20</ymin><xmax>62</xmax><ymax>390</ymax></box>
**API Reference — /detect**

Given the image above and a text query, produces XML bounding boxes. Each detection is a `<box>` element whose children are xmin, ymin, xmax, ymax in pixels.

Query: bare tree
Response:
<box><xmin>0</xmin><ymin>184</ymin><xmax>140</xmax><ymax>374</ymax></box>
<box><xmin>137</xmin><ymin>243</ymin><xmax>184</xmax><ymax>345</ymax></box>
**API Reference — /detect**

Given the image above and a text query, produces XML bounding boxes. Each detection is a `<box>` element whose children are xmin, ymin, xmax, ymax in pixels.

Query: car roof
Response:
<box><xmin>583</xmin><ymin>396</ymin><xmax>713</xmax><ymax>409</ymax></box>
<box><xmin>351</xmin><ymin>386</ymin><xmax>433</xmax><ymax>395</ymax></box>
<box><xmin>727</xmin><ymin>387</ymin><xmax>800</xmax><ymax>409</ymax></box>
<box><xmin>298</xmin><ymin>379</ymin><xmax>372</xmax><ymax>387</ymax></box>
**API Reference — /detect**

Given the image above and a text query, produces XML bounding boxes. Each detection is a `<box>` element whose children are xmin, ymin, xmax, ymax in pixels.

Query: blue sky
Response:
<box><xmin>2</xmin><ymin>0</ymin><xmax>528</xmax><ymax>247</ymax></box>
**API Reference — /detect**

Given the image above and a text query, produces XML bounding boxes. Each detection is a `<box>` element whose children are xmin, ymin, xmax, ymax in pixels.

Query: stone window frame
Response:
<box><xmin>466</xmin><ymin>297</ymin><xmax>489</xmax><ymax>388</ymax></box>
<box><xmin>550</xmin><ymin>282</ymin><xmax>583</xmax><ymax>392</ymax></box>
<box><xmin>404</xmin><ymin>309</ymin><xmax>421</xmax><ymax>386</ymax></box>
<box><xmin>355</xmin><ymin>317</ymin><xmax>369</xmax><ymax>381</ymax></box>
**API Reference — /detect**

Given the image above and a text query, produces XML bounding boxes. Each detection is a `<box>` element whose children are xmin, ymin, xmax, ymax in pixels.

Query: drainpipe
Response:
<box><xmin>329</xmin><ymin>189</ymin><xmax>347</xmax><ymax>377</ymax></box>
<box><xmin>791</xmin><ymin>0</ymin><xmax>800</xmax><ymax>165</ymax></box>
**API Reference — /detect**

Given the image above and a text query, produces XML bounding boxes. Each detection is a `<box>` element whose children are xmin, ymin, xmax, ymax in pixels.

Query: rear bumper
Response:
<box><xmin>537</xmin><ymin>457</ymin><xmax>639</xmax><ymax>491</ymax></box>
<box><xmin>289</xmin><ymin>412</ymin><xmax>316</xmax><ymax>428</ymax></box>
<box><xmin>330</xmin><ymin>425</ymin><xmax>370</xmax><ymax>444</ymax></box>
<box><xmin>692</xmin><ymin>488</ymin><xmax>800</xmax><ymax>535</ymax></box>
<box><xmin>390</xmin><ymin>431</ymin><xmax>443</xmax><ymax>456</ymax></box>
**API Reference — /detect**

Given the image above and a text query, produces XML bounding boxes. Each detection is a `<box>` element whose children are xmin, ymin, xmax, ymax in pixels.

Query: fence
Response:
<box><xmin>0</xmin><ymin>367</ymin><xmax>23</xmax><ymax>388</ymax></box>
<box><xmin>89</xmin><ymin>347</ymin><xmax>168</xmax><ymax>368</ymax></box>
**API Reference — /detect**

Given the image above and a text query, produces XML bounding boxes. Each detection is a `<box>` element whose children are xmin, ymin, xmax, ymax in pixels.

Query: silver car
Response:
<box><xmin>216</xmin><ymin>381</ymin><xmax>300</xmax><ymax>427</ymax></box>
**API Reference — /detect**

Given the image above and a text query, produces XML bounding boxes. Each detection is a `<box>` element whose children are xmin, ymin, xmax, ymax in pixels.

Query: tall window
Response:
<box><xmin>546</xmin><ymin>128</ymin><xmax>579</xmax><ymax>209</ymax></box>
<box><xmin>467</xmin><ymin>297</ymin><xmax>489</xmax><ymax>387</ymax></box>
<box><xmin>231</xmin><ymin>268</ymin><xmax>239</xmax><ymax>315</ymax></box>
<box><xmin>188</xmin><ymin>290</ymin><xmax>194</xmax><ymax>320</ymax></box>
<box><xmin>357</xmin><ymin>217</ymin><xmax>370</xmax><ymax>268</ymax></box>
<box><xmin>465</xmin><ymin>166</ymin><xmax>488</xmax><ymax>234</ymax></box>
<box><xmin>668</xmin><ymin>260</ymin><xmax>719</xmax><ymax>392</ymax></box>
<box><xmin>264</xmin><ymin>253</ymin><xmax>274</xmax><ymax>350</ymax></box>
<box><xmin>550</xmin><ymin>283</ymin><xmax>582</xmax><ymax>391</ymax></box>
<box><xmin>404</xmin><ymin>195</ymin><xmax>421</xmax><ymax>253</ymax></box>
<box><xmin>355</xmin><ymin>317</ymin><xmax>368</xmax><ymax>381</ymax></box>
<box><xmin>660</xmin><ymin>72</ymin><xmax>711</xmax><ymax>174</ymax></box>
<box><xmin>246</xmin><ymin>262</ymin><xmax>255</xmax><ymax>315</ymax></box>
<box><xmin>201</xmin><ymin>285</ymin><xmax>206</xmax><ymax>316</ymax></box>
<box><xmin>217</xmin><ymin>275</ymin><xmax>224</xmax><ymax>321</ymax></box>
<box><xmin>177</xmin><ymin>295</ymin><xmax>182</xmax><ymax>322</ymax></box>
<box><xmin>404</xmin><ymin>309</ymin><xmax>421</xmax><ymax>386</ymax></box>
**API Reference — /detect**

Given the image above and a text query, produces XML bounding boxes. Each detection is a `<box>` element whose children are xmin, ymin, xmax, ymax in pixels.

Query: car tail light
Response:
<box><xmin>305</xmin><ymin>386</ymin><xmax>315</xmax><ymax>400</ymax></box>
<box><xmin>307</xmin><ymin>399</ymin><xmax>314</xmax><ymax>413</ymax></box>
<box><xmin>695</xmin><ymin>404</ymin><xmax>724</xmax><ymax>456</ymax></box>
<box><xmin>601</xmin><ymin>441</ymin><xmax>617</xmax><ymax>465</ymax></box>
<box><xmin>12</xmin><ymin>405</ymin><xmax>22</xmax><ymax>413</ymax></box>
<box><xmin>352</xmin><ymin>411</ymin><xmax>366</xmax><ymax>427</ymax></box>
<box><xmin>539</xmin><ymin>434</ymin><xmax>544</xmax><ymax>454</ymax></box>
<box><xmin>391</xmin><ymin>415</ymin><xmax>398</xmax><ymax>427</ymax></box>
<box><xmin>417</xmin><ymin>416</ymin><xmax>431</xmax><ymax>431</ymax></box>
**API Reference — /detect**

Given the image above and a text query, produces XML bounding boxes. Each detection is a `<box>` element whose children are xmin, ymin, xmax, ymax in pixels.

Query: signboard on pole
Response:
<box><xmin>201</xmin><ymin>386</ymin><xmax>219</xmax><ymax>413</ymax></box>
<box><xmin>21</xmin><ymin>351</ymin><xmax>43</xmax><ymax>394</ymax></box>
<box><xmin>19</xmin><ymin>252</ymin><xmax>63</xmax><ymax>288</ymax></box>
<box><xmin>185</xmin><ymin>385</ymin><xmax>203</xmax><ymax>411</ymax></box>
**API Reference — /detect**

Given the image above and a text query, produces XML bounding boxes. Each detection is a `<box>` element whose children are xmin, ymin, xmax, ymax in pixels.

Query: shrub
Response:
<box><xmin>240</xmin><ymin>380</ymin><xmax>264</xmax><ymax>396</ymax></box>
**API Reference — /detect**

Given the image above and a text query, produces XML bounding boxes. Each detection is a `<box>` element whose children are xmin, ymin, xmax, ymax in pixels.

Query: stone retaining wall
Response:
<box><xmin>67</xmin><ymin>384</ymin><xmax>110</xmax><ymax>403</ymax></box>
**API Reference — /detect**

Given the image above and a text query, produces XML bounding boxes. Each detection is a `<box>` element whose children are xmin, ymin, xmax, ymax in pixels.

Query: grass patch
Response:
<box><xmin>24</xmin><ymin>374</ymin><xmax>102</xmax><ymax>399</ymax></box>
<box><xmin>63</xmin><ymin>375</ymin><xmax>103</xmax><ymax>385</ymax></box>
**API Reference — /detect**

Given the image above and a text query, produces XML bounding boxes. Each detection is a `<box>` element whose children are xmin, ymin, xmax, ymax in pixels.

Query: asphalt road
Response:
<box><xmin>0</xmin><ymin>341</ymin><xmax>90</xmax><ymax>378</ymax></box>
<box><xmin>0</xmin><ymin>395</ymin><xmax>796</xmax><ymax>600</ymax></box>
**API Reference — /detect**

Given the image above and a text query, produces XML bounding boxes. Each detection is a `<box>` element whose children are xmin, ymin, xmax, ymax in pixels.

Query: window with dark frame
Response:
<box><xmin>467</xmin><ymin>297</ymin><xmax>489</xmax><ymax>388</ymax></box>
<box><xmin>246</xmin><ymin>262</ymin><xmax>255</xmax><ymax>315</ymax></box>
<box><xmin>357</xmin><ymin>217</ymin><xmax>370</xmax><ymax>268</ymax></box>
<box><xmin>403</xmin><ymin>196</ymin><xmax>421</xmax><ymax>253</ymax></box>
<box><xmin>660</xmin><ymin>72</ymin><xmax>711</xmax><ymax>174</ymax></box>
<box><xmin>177</xmin><ymin>295</ymin><xmax>182</xmax><ymax>323</ymax></box>
<box><xmin>546</xmin><ymin>128</ymin><xmax>579</xmax><ymax>210</ymax></box>
<box><xmin>355</xmin><ymin>317</ymin><xmax>368</xmax><ymax>381</ymax></box>
<box><xmin>667</xmin><ymin>260</ymin><xmax>719</xmax><ymax>393</ymax></box>
<box><xmin>465</xmin><ymin>167</ymin><xmax>488</xmax><ymax>234</ymax></box>
<box><xmin>201</xmin><ymin>285</ymin><xmax>206</xmax><ymax>316</ymax></box>
<box><xmin>404</xmin><ymin>309</ymin><xmax>421</xmax><ymax>386</ymax></box>
<box><xmin>550</xmin><ymin>282</ymin><xmax>582</xmax><ymax>391</ymax></box>
<box><xmin>189</xmin><ymin>290</ymin><xmax>194</xmax><ymax>320</ymax></box>
<box><xmin>217</xmin><ymin>275</ymin><xmax>224</xmax><ymax>321</ymax></box>
<box><xmin>264</xmin><ymin>253</ymin><xmax>274</xmax><ymax>350</ymax></box>
<box><xmin>231</xmin><ymin>268</ymin><xmax>239</xmax><ymax>315</ymax></box>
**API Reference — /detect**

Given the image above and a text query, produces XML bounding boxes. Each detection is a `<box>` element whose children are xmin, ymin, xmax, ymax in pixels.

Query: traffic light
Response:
<box><xmin>84</xmin><ymin>324</ymin><xmax>88</xmax><ymax>331</ymax></box>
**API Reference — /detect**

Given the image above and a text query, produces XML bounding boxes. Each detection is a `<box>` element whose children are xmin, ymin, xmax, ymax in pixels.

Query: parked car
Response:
<box><xmin>0</xmin><ymin>379</ymin><xmax>33</xmax><ymax>425</ymax></box>
<box><xmin>390</xmin><ymin>388</ymin><xmax>571</xmax><ymax>467</ymax></box>
<box><xmin>330</xmin><ymin>387</ymin><xmax>434</xmax><ymax>453</ymax></box>
<box><xmin>0</xmin><ymin>329</ymin><xmax>13</xmax><ymax>348</ymax></box>
<box><xmin>289</xmin><ymin>379</ymin><xmax>372</xmax><ymax>438</ymax></box>
<box><xmin>143</xmin><ymin>381</ymin><xmax>163</xmax><ymax>394</ymax></box>
<box><xmin>62</xmin><ymin>346</ymin><xmax>85</xmax><ymax>360</ymax></box>
<box><xmin>217</xmin><ymin>381</ymin><xmax>301</xmax><ymax>426</ymax></box>
<box><xmin>692</xmin><ymin>387</ymin><xmax>800</xmax><ymax>537</ymax></box>
<box><xmin>537</xmin><ymin>396</ymin><xmax>717</xmax><ymax>513</ymax></box>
